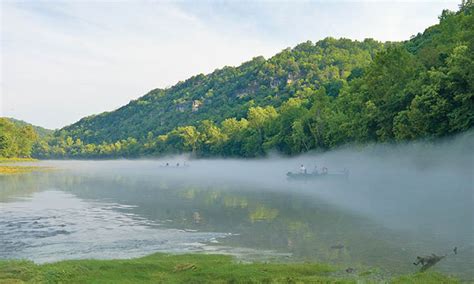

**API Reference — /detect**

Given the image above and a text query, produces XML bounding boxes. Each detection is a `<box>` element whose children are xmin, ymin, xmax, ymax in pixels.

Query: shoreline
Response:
<box><xmin>0</xmin><ymin>158</ymin><xmax>53</xmax><ymax>175</ymax></box>
<box><xmin>0</xmin><ymin>253</ymin><xmax>460</xmax><ymax>283</ymax></box>
<box><xmin>0</xmin><ymin>158</ymin><xmax>38</xmax><ymax>163</ymax></box>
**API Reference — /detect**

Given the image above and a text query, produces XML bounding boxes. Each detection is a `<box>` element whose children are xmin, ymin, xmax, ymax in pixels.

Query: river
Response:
<box><xmin>0</xmin><ymin>137</ymin><xmax>473</xmax><ymax>280</ymax></box>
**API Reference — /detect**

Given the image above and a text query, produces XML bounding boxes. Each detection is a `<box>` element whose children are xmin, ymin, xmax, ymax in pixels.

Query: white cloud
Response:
<box><xmin>0</xmin><ymin>0</ymin><xmax>459</xmax><ymax>129</ymax></box>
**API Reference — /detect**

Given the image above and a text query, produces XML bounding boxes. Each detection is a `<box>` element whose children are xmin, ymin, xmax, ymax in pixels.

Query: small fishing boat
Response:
<box><xmin>286</xmin><ymin>168</ymin><xmax>349</xmax><ymax>181</ymax></box>
<box><xmin>159</xmin><ymin>162</ymin><xmax>190</xmax><ymax>169</ymax></box>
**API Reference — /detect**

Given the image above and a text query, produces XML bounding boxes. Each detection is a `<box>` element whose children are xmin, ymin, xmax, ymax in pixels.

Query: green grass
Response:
<box><xmin>0</xmin><ymin>166</ymin><xmax>40</xmax><ymax>175</ymax></box>
<box><xmin>0</xmin><ymin>166</ymin><xmax>53</xmax><ymax>175</ymax></box>
<box><xmin>0</xmin><ymin>253</ymin><xmax>460</xmax><ymax>283</ymax></box>
<box><xmin>0</xmin><ymin>158</ymin><xmax>53</xmax><ymax>175</ymax></box>
<box><xmin>391</xmin><ymin>271</ymin><xmax>460</xmax><ymax>284</ymax></box>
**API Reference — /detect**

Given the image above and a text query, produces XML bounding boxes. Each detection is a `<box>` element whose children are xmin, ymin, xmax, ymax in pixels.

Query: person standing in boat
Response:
<box><xmin>300</xmin><ymin>164</ymin><xmax>307</xmax><ymax>174</ymax></box>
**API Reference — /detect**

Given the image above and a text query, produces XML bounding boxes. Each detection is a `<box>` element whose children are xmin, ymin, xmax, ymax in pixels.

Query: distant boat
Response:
<box><xmin>286</xmin><ymin>168</ymin><xmax>349</xmax><ymax>181</ymax></box>
<box><xmin>159</xmin><ymin>163</ymin><xmax>190</xmax><ymax>169</ymax></box>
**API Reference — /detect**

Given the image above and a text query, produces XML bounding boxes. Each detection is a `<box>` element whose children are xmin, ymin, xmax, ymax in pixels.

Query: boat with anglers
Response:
<box><xmin>286</xmin><ymin>165</ymin><xmax>349</xmax><ymax>181</ymax></box>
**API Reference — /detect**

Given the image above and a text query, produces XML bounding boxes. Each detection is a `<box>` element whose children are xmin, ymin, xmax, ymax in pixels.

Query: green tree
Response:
<box><xmin>199</xmin><ymin>120</ymin><xmax>228</xmax><ymax>156</ymax></box>
<box><xmin>177</xmin><ymin>126</ymin><xmax>201</xmax><ymax>155</ymax></box>
<box><xmin>361</xmin><ymin>46</ymin><xmax>422</xmax><ymax>141</ymax></box>
<box><xmin>446</xmin><ymin>45</ymin><xmax>474</xmax><ymax>132</ymax></box>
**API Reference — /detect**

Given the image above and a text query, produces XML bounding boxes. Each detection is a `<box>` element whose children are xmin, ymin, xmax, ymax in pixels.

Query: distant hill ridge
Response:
<box><xmin>60</xmin><ymin>38</ymin><xmax>385</xmax><ymax>144</ymax></box>
<box><xmin>7</xmin><ymin>118</ymin><xmax>53</xmax><ymax>138</ymax></box>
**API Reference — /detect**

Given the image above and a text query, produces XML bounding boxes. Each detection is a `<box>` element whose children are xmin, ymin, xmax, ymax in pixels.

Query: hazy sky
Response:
<box><xmin>1</xmin><ymin>0</ymin><xmax>459</xmax><ymax>129</ymax></box>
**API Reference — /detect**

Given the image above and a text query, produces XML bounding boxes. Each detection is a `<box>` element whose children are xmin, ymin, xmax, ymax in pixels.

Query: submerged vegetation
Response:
<box><xmin>0</xmin><ymin>253</ymin><xmax>460</xmax><ymax>283</ymax></box>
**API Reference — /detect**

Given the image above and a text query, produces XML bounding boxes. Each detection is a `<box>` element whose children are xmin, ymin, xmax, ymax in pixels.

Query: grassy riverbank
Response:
<box><xmin>0</xmin><ymin>253</ymin><xmax>459</xmax><ymax>283</ymax></box>
<box><xmin>0</xmin><ymin>166</ymin><xmax>42</xmax><ymax>175</ymax></box>
<box><xmin>0</xmin><ymin>158</ymin><xmax>51</xmax><ymax>175</ymax></box>
<box><xmin>0</xmin><ymin>158</ymin><xmax>37</xmax><ymax>164</ymax></box>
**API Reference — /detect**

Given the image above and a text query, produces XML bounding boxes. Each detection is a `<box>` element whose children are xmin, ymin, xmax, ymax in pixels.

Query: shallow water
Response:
<box><xmin>0</xmin><ymin>139</ymin><xmax>473</xmax><ymax>280</ymax></box>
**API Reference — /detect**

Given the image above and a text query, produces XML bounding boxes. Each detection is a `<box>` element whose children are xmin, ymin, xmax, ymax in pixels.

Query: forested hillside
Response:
<box><xmin>61</xmin><ymin>39</ymin><xmax>384</xmax><ymax>144</ymax></box>
<box><xmin>34</xmin><ymin>2</ymin><xmax>473</xmax><ymax>159</ymax></box>
<box><xmin>0</xmin><ymin>118</ymin><xmax>38</xmax><ymax>158</ymax></box>
<box><xmin>8</xmin><ymin>118</ymin><xmax>53</xmax><ymax>138</ymax></box>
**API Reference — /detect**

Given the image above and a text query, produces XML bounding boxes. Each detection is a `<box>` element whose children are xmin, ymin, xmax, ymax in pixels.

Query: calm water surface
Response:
<box><xmin>0</xmin><ymin>157</ymin><xmax>472</xmax><ymax>280</ymax></box>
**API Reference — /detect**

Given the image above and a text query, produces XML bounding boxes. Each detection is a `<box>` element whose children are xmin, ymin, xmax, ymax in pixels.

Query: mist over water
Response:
<box><xmin>1</xmin><ymin>131</ymin><xmax>473</xmax><ymax>280</ymax></box>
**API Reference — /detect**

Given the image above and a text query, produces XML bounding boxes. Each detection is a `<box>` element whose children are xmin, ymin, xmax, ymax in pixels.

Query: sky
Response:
<box><xmin>1</xmin><ymin>0</ymin><xmax>460</xmax><ymax>129</ymax></box>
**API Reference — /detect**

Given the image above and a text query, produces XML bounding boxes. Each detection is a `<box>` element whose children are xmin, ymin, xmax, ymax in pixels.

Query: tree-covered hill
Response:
<box><xmin>36</xmin><ymin>2</ymin><xmax>473</xmax><ymax>159</ymax></box>
<box><xmin>7</xmin><ymin>118</ymin><xmax>53</xmax><ymax>139</ymax></box>
<box><xmin>0</xmin><ymin>118</ymin><xmax>39</xmax><ymax>158</ymax></box>
<box><xmin>60</xmin><ymin>38</ymin><xmax>384</xmax><ymax>144</ymax></box>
